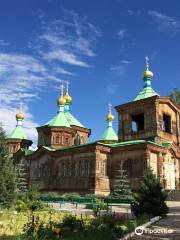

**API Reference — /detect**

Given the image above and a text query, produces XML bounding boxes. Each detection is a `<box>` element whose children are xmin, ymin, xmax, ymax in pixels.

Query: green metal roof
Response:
<box><xmin>134</xmin><ymin>87</ymin><xmax>159</xmax><ymax>101</ymax></box>
<box><xmin>20</xmin><ymin>148</ymin><xmax>34</xmax><ymax>156</ymax></box>
<box><xmin>65</xmin><ymin>111</ymin><xmax>84</xmax><ymax>128</ymax></box>
<box><xmin>46</xmin><ymin>112</ymin><xmax>71</xmax><ymax>128</ymax></box>
<box><xmin>101</xmin><ymin>126</ymin><xmax>118</xmax><ymax>141</ymax></box>
<box><xmin>8</xmin><ymin>125</ymin><xmax>27</xmax><ymax>140</ymax></box>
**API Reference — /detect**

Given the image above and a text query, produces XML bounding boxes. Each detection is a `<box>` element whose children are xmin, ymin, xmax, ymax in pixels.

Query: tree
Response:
<box><xmin>169</xmin><ymin>88</ymin><xmax>180</xmax><ymax>105</ymax></box>
<box><xmin>0</xmin><ymin>126</ymin><xmax>17</xmax><ymax>208</ymax></box>
<box><xmin>112</xmin><ymin>162</ymin><xmax>132</xmax><ymax>199</ymax></box>
<box><xmin>132</xmin><ymin>168</ymin><xmax>168</xmax><ymax>218</ymax></box>
<box><xmin>16</xmin><ymin>160</ymin><xmax>28</xmax><ymax>192</ymax></box>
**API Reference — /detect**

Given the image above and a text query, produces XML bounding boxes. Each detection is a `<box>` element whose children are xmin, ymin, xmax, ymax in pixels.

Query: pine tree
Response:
<box><xmin>0</xmin><ymin>126</ymin><xmax>17</xmax><ymax>208</ymax></box>
<box><xmin>16</xmin><ymin>161</ymin><xmax>28</xmax><ymax>192</ymax></box>
<box><xmin>132</xmin><ymin>168</ymin><xmax>168</xmax><ymax>218</ymax></box>
<box><xmin>169</xmin><ymin>88</ymin><xmax>180</xmax><ymax>105</ymax></box>
<box><xmin>112</xmin><ymin>163</ymin><xmax>132</xmax><ymax>199</ymax></box>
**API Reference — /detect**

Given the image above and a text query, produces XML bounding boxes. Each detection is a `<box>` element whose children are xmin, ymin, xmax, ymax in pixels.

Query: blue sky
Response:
<box><xmin>0</xmin><ymin>0</ymin><xmax>179</xmax><ymax>145</ymax></box>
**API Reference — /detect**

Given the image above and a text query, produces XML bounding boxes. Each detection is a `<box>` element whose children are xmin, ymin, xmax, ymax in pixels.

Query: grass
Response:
<box><xmin>0</xmin><ymin>209</ymin><xmax>65</xmax><ymax>238</ymax></box>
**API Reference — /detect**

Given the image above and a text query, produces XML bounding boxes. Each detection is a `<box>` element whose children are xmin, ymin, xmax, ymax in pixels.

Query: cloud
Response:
<box><xmin>0</xmin><ymin>10</ymin><xmax>101</xmax><ymax>144</ymax></box>
<box><xmin>121</xmin><ymin>60</ymin><xmax>132</xmax><ymax>64</ymax></box>
<box><xmin>148</xmin><ymin>11</ymin><xmax>179</xmax><ymax>34</ymax></box>
<box><xmin>110</xmin><ymin>65</ymin><xmax>126</xmax><ymax>76</ymax></box>
<box><xmin>127</xmin><ymin>10</ymin><xmax>141</xmax><ymax>16</ymax></box>
<box><xmin>117</xmin><ymin>29</ymin><xmax>126</xmax><ymax>39</ymax></box>
<box><xmin>36</xmin><ymin>10</ymin><xmax>101</xmax><ymax>67</ymax></box>
<box><xmin>0</xmin><ymin>39</ymin><xmax>10</xmax><ymax>46</ymax></box>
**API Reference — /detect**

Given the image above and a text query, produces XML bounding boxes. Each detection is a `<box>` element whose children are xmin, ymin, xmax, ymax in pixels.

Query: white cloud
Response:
<box><xmin>54</xmin><ymin>67</ymin><xmax>74</xmax><ymax>76</ymax></box>
<box><xmin>148</xmin><ymin>11</ymin><xmax>179</xmax><ymax>34</ymax></box>
<box><xmin>0</xmin><ymin>10</ymin><xmax>101</xmax><ymax>145</ymax></box>
<box><xmin>117</xmin><ymin>29</ymin><xmax>126</xmax><ymax>39</ymax></box>
<box><xmin>121</xmin><ymin>60</ymin><xmax>132</xmax><ymax>64</ymax></box>
<box><xmin>127</xmin><ymin>10</ymin><xmax>141</xmax><ymax>16</ymax></box>
<box><xmin>36</xmin><ymin>10</ymin><xmax>100</xmax><ymax>67</ymax></box>
<box><xmin>110</xmin><ymin>65</ymin><xmax>126</xmax><ymax>76</ymax></box>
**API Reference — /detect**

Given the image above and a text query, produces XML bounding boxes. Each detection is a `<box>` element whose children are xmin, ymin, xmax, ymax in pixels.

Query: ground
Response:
<box><xmin>130</xmin><ymin>201</ymin><xmax>180</xmax><ymax>240</ymax></box>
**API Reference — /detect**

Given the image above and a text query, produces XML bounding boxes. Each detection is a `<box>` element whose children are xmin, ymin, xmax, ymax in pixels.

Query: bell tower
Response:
<box><xmin>115</xmin><ymin>58</ymin><xmax>180</xmax><ymax>146</ymax></box>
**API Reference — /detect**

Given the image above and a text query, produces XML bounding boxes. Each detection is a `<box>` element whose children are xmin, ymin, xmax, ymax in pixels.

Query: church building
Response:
<box><xmin>7</xmin><ymin>59</ymin><xmax>180</xmax><ymax>195</ymax></box>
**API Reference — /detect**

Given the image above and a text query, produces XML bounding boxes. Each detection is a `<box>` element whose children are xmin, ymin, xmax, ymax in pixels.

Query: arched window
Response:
<box><xmin>101</xmin><ymin>160</ymin><xmax>107</xmax><ymax>176</ymax></box>
<box><xmin>123</xmin><ymin>159</ymin><xmax>132</xmax><ymax>176</ymax></box>
<box><xmin>74</xmin><ymin>134</ymin><xmax>82</xmax><ymax>145</ymax></box>
<box><xmin>56</xmin><ymin>135</ymin><xmax>60</xmax><ymax>144</ymax></box>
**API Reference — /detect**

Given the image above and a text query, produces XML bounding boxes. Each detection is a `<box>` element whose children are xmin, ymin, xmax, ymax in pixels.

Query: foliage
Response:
<box><xmin>0</xmin><ymin>126</ymin><xmax>17</xmax><ymax>209</ymax></box>
<box><xmin>86</xmin><ymin>199</ymin><xmax>109</xmax><ymax>216</ymax></box>
<box><xmin>15</xmin><ymin>185</ymin><xmax>45</xmax><ymax>212</ymax></box>
<box><xmin>131</xmin><ymin>168</ymin><xmax>168</xmax><ymax>218</ymax></box>
<box><xmin>62</xmin><ymin>192</ymin><xmax>81</xmax><ymax>200</ymax></box>
<box><xmin>112</xmin><ymin>163</ymin><xmax>132</xmax><ymax>199</ymax></box>
<box><xmin>0</xmin><ymin>209</ymin><xmax>151</xmax><ymax>240</ymax></box>
<box><xmin>169</xmin><ymin>88</ymin><xmax>180</xmax><ymax>105</ymax></box>
<box><xmin>15</xmin><ymin>161</ymin><xmax>28</xmax><ymax>193</ymax></box>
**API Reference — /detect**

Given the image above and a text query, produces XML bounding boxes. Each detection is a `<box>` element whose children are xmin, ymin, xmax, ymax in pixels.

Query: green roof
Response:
<box><xmin>65</xmin><ymin>111</ymin><xmax>84</xmax><ymax>128</ymax></box>
<box><xmin>20</xmin><ymin>148</ymin><xmax>34</xmax><ymax>156</ymax></box>
<box><xmin>134</xmin><ymin>87</ymin><xmax>159</xmax><ymax>101</ymax></box>
<box><xmin>101</xmin><ymin>126</ymin><xmax>118</xmax><ymax>141</ymax></box>
<box><xmin>8</xmin><ymin>125</ymin><xmax>27</xmax><ymax>140</ymax></box>
<box><xmin>46</xmin><ymin>112</ymin><xmax>71</xmax><ymax>128</ymax></box>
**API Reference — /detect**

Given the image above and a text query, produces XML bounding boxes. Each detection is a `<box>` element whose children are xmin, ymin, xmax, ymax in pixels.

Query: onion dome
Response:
<box><xmin>57</xmin><ymin>96</ymin><xmax>66</xmax><ymax>106</ymax></box>
<box><xmin>16</xmin><ymin>112</ymin><xmax>24</xmax><ymax>120</ymax></box>
<box><xmin>142</xmin><ymin>56</ymin><xmax>153</xmax><ymax>79</ymax></box>
<box><xmin>57</xmin><ymin>83</ymin><xmax>66</xmax><ymax>106</ymax></box>
<box><xmin>106</xmin><ymin>103</ymin><xmax>114</xmax><ymax>122</ymax></box>
<box><xmin>64</xmin><ymin>80</ymin><xmax>72</xmax><ymax>104</ymax></box>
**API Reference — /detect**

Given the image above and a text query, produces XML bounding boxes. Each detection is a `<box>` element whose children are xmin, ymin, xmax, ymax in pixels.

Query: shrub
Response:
<box><xmin>131</xmin><ymin>168</ymin><xmax>168</xmax><ymax>218</ymax></box>
<box><xmin>15</xmin><ymin>185</ymin><xmax>45</xmax><ymax>212</ymax></box>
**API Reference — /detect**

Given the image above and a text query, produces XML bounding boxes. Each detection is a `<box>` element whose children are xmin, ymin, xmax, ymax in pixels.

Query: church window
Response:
<box><xmin>74</xmin><ymin>135</ymin><xmax>82</xmax><ymax>145</ymax></box>
<box><xmin>56</xmin><ymin>135</ymin><xmax>60</xmax><ymax>144</ymax></box>
<box><xmin>123</xmin><ymin>159</ymin><xmax>132</xmax><ymax>176</ymax></box>
<box><xmin>131</xmin><ymin>113</ymin><xmax>144</xmax><ymax>132</ymax></box>
<box><xmin>84</xmin><ymin>160</ymin><xmax>90</xmax><ymax>176</ymax></box>
<box><xmin>162</xmin><ymin>114</ymin><xmax>171</xmax><ymax>133</ymax></box>
<box><xmin>12</xmin><ymin>145</ymin><xmax>17</xmax><ymax>153</ymax></box>
<box><xmin>65</xmin><ymin>137</ymin><xmax>69</xmax><ymax>145</ymax></box>
<box><xmin>101</xmin><ymin>160</ymin><xmax>107</xmax><ymax>176</ymax></box>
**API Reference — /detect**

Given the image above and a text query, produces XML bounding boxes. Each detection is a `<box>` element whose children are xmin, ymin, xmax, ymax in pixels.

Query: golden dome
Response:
<box><xmin>106</xmin><ymin>113</ymin><xmax>114</xmax><ymax>122</ymax></box>
<box><xmin>143</xmin><ymin>69</ymin><xmax>153</xmax><ymax>79</ymax></box>
<box><xmin>16</xmin><ymin>112</ymin><xmax>24</xmax><ymax>120</ymax></box>
<box><xmin>64</xmin><ymin>92</ymin><xmax>72</xmax><ymax>104</ymax></box>
<box><xmin>57</xmin><ymin>96</ymin><xmax>66</xmax><ymax>106</ymax></box>
<box><xmin>143</xmin><ymin>56</ymin><xmax>153</xmax><ymax>79</ymax></box>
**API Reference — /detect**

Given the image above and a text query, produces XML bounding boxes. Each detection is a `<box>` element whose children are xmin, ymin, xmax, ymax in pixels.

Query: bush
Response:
<box><xmin>62</xmin><ymin>192</ymin><xmax>81</xmax><ymax>200</ymax></box>
<box><xmin>15</xmin><ymin>185</ymin><xmax>45</xmax><ymax>212</ymax></box>
<box><xmin>131</xmin><ymin>168</ymin><xmax>168</xmax><ymax>218</ymax></box>
<box><xmin>62</xmin><ymin>214</ymin><xmax>83</xmax><ymax>232</ymax></box>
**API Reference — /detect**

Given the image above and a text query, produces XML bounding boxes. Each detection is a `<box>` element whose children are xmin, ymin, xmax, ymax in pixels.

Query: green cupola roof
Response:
<box><xmin>64</xmin><ymin>111</ymin><xmax>84</xmax><ymax>127</ymax></box>
<box><xmin>101</xmin><ymin>104</ymin><xmax>118</xmax><ymax>142</ymax></box>
<box><xmin>8</xmin><ymin>106</ymin><xmax>28</xmax><ymax>140</ymax></box>
<box><xmin>134</xmin><ymin>57</ymin><xmax>159</xmax><ymax>101</ymax></box>
<box><xmin>45</xmin><ymin>83</ymin><xmax>71</xmax><ymax>128</ymax></box>
<box><xmin>101</xmin><ymin>126</ymin><xmax>118</xmax><ymax>141</ymax></box>
<box><xmin>9</xmin><ymin>125</ymin><xmax>27</xmax><ymax>139</ymax></box>
<box><xmin>46</xmin><ymin>111</ymin><xmax>71</xmax><ymax>128</ymax></box>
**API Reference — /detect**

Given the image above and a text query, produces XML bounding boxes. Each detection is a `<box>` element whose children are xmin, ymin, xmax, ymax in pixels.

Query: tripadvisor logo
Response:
<box><xmin>135</xmin><ymin>226</ymin><xmax>173</xmax><ymax>235</ymax></box>
<box><xmin>135</xmin><ymin>226</ymin><xmax>144</xmax><ymax>235</ymax></box>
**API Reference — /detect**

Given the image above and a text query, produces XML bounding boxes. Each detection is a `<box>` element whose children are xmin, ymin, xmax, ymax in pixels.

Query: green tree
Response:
<box><xmin>132</xmin><ymin>168</ymin><xmax>168</xmax><ymax>218</ymax></box>
<box><xmin>0</xmin><ymin>126</ymin><xmax>17</xmax><ymax>208</ymax></box>
<box><xmin>16</xmin><ymin>161</ymin><xmax>28</xmax><ymax>192</ymax></box>
<box><xmin>112</xmin><ymin>163</ymin><xmax>132</xmax><ymax>199</ymax></box>
<box><xmin>169</xmin><ymin>88</ymin><xmax>180</xmax><ymax>105</ymax></box>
